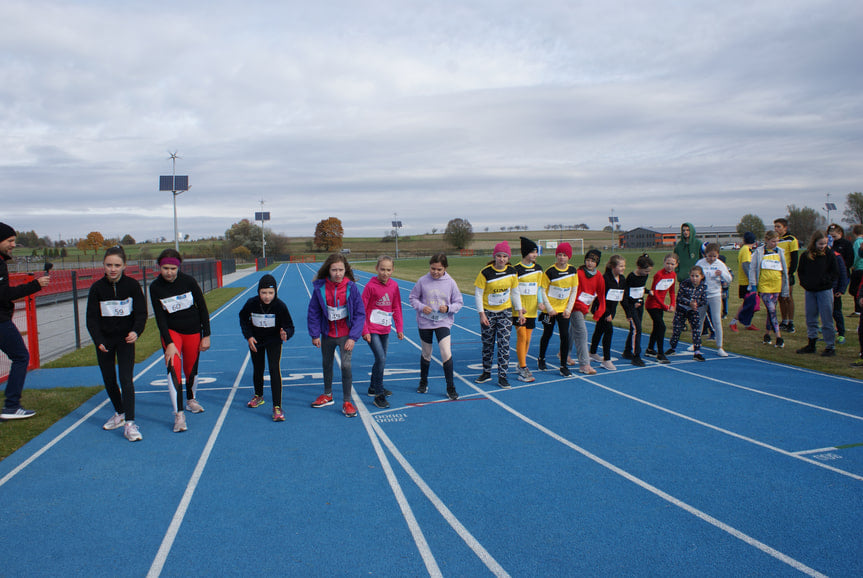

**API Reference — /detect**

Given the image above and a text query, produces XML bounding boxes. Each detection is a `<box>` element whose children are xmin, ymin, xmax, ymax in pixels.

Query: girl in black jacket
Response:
<box><xmin>86</xmin><ymin>246</ymin><xmax>147</xmax><ymax>441</ymax></box>
<box><xmin>796</xmin><ymin>230</ymin><xmax>839</xmax><ymax>356</ymax></box>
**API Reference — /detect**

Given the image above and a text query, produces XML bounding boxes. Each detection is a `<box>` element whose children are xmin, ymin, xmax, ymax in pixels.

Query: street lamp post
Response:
<box><xmin>392</xmin><ymin>214</ymin><xmax>403</xmax><ymax>259</ymax></box>
<box><xmin>159</xmin><ymin>152</ymin><xmax>189</xmax><ymax>252</ymax></box>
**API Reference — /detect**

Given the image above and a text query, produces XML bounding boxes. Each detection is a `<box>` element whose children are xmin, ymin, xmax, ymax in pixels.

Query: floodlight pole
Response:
<box><xmin>170</xmin><ymin>152</ymin><xmax>184</xmax><ymax>252</ymax></box>
<box><xmin>259</xmin><ymin>199</ymin><xmax>266</xmax><ymax>260</ymax></box>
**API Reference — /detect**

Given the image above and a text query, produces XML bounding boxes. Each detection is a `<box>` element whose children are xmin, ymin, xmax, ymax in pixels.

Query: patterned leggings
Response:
<box><xmin>760</xmin><ymin>293</ymin><xmax>781</xmax><ymax>334</ymax></box>
<box><xmin>481</xmin><ymin>310</ymin><xmax>513</xmax><ymax>377</ymax></box>
<box><xmin>668</xmin><ymin>307</ymin><xmax>701</xmax><ymax>351</ymax></box>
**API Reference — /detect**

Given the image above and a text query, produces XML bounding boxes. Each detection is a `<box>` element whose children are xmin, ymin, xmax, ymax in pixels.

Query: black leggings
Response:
<box><xmin>250</xmin><ymin>339</ymin><xmax>283</xmax><ymax>406</ymax></box>
<box><xmin>647</xmin><ymin>308</ymin><xmax>666</xmax><ymax>352</ymax></box>
<box><xmin>590</xmin><ymin>316</ymin><xmax>614</xmax><ymax>361</ymax></box>
<box><xmin>539</xmin><ymin>314</ymin><xmax>570</xmax><ymax>362</ymax></box>
<box><xmin>96</xmin><ymin>340</ymin><xmax>136</xmax><ymax>421</ymax></box>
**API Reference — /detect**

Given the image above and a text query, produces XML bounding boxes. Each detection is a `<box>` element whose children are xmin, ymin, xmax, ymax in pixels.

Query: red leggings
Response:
<box><xmin>162</xmin><ymin>330</ymin><xmax>202</xmax><ymax>412</ymax></box>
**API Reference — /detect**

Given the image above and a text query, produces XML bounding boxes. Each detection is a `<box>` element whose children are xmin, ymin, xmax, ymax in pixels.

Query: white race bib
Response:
<box><xmin>421</xmin><ymin>310</ymin><xmax>446</xmax><ymax>322</ymax></box>
<box><xmin>518</xmin><ymin>282</ymin><xmax>538</xmax><ymax>296</ymax></box>
<box><xmin>655</xmin><ymin>278</ymin><xmax>674</xmax><ymax>291</ymax></box>
<box><xmin>327</xmin><ymin>305</ymin><xmax>348</xmax><ymax>321</ymax></box>
<box><xmin>251</xmin><ymin>313</ymin><xmax>276</xmax><ymax>328</ymax></box>
<box><xmin>370</xmin><ymin>309</ymin><xmax>393</xmax><ymax>327</ymax></box>
<box><xmin>762</xmin><ymin>258</ymin><xmax>782</xmax><ymax>271</ymax></box>
<box><xmin>488</xmin><ymin>289</ymin><xmax>510</xmax><ymax>307</ymax></box>
<box><xmin>160</xmin><ymin>292</ymin><xmax>194</xmax><ymax>314</ymax></box>
<box><xmin>629</xmin><ymin>286</ymin><xmax>645</xmax><ymax>299</ymax></box>
<box><xmin>578</xmin><ymin>292</ymin><xmax>596</xmax><ymax>306</ymax></box>
<box><xmin>548</xmin><ymin>285</ymin><xmax>571</xmax><ymax>301</ymax></box>
<box><xmin>605</xmin><ymin>289</ymin><xmax>624</xmax><ymax>302</ymax></box>
<box><xmin>100</xmin><ymin>298</ymin><xmax>133</xmax><ymax>317</ymax></box>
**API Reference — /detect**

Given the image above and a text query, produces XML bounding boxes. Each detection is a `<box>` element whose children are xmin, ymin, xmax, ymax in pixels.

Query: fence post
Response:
<box><xmin>71</xmin><ymin>270</ymin><xmax>81</xmax><ymax>349</ymax></box>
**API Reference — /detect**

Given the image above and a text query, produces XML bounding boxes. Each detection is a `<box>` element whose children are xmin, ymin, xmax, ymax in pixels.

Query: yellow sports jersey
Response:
<box><xmin>757</xmin><ymin>250</ymin><xmax>784</xmax><ymax>293</ymax></box>
<box><xmin>776</xmin><ymin>234</ymin><xmax>798</xmax><ymax>268</ymax></box>
<box><xmin>541</xmin><ymin>265</ymin><xmax>578</xmax><ymax>313</ymax></box>
<box><xmin>475</xmin><ymin>264</ymin><xmax>518</xmax><ymax>312</ymax></box>
<box><xmin>737</xmin><ymin>245</ymin><xmax>752</xmax><ymax>284</ymax></box>
<box><xmin>513</xmin><ymin>262</ymin><xmax>543</xmax><ymax>317</ymax></box>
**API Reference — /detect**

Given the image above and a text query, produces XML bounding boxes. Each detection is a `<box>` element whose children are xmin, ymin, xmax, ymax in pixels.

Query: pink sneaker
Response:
<box><xmin>272</xmin><ymin>406</ymin><xmax>285</xmax><ymax>421</ymax></box>
<box><xmin>342</xmin><ymin>401</ymin><xmax>358</xmax><ymax>417</ymax></box>
<box><xmin>247</xmin><ymin>395</ymin><xmax>265</xmax><ymax>408</ymax></box>
<box><xmin>311</xmin><ymin>394</ymin><xmax>333</xmax><ymax>408</ymax></box>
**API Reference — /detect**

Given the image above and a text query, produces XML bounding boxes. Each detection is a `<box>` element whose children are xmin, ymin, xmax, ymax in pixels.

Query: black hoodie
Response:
<box><xmin>239</xmin><ymin>274</ymin><xmax>295</xmax><ymax>346</ymax></box>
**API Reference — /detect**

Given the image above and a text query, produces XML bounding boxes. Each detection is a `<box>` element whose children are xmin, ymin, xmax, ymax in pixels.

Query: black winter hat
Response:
<box><xmin>585</xmin><ymin>248</ymin><xmax>602</xmax><ymax>264</ymax></box>
<box><xmin>0</xmin><ymin>222</ymin><xmax>15</xmax><ymax>242</ymax></box>
<box><xmin>519</xmin><ymin>237</ymin><xmax>539</xmax><ymax>258</ymax></box>
<box><xmin>258</xmin><ymin>274</ymin><xmax>277</xmax><ymax>295</ymax></box>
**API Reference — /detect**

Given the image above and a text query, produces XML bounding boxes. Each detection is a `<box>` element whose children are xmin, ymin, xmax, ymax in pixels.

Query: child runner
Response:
<box><xmin>149</xmin><ymin>249</ymin><xmax>211</xmax><ymax>433</ymax></box>
<box><xmin>645</xmin><ymin>253</ymin><xmax>677</xmax><ymax>364</ymax></box>
<box><xmin>513</xmin><ymin>237</ymin><xmax>542</xmax><ymax>383</ymax></box>
<box><xmin>666</xmin><ymin>266</ymin><xmax>708</xmax><ymax>361</ymax></box>
<box><xmin>774</xmin><ymin>218</ymin><xmax>799</xmax><ymax>333</ymax></box>
<box><xmin>409</xmin><ymin>253</ymin><xmax>463</xmax><ymax>399</ymax></box>
<box><xmin>749</xmin><ymin>231</ymin><xmax>789</xmax><ymax>348</ymax></box>
<box><xmin>537</xmin><ymin>243</ymin><xmax>578</xmax><ymax>376</ymax></box>
<box><xmin>827</xmin><ymin>224</ymin><xmax>852</xmax><ymax>344</ymax></box>
<box><xmin>621</xmin><ymin>253</ymin><xmax>653</xmax><ymax>367</ymax></box>
<box><xmin>850</xmin><ymin>224</ymin><xmax>863</xmax><ymax>315</ymax></box>
<box><xmin>729</xmin><ymin>232</ymin><xmax>759</xmax><ymax>332</ymax></box>
<box><xmin>590</xmin><ymin>254</ymin><xmax>625</xmax><ymax>371</ymax></box>
<box><xmin>475</xmin><ymin>241</ymin><xmax>525</xmax><ymax>389</ymax></box>
<box><xmin>362</xmin><ymin>256</ymin><xmax>404</xmax><ymax>409</ymax></box>
<box><xmin>307</xmin><ymin>253</ymin><xmax>365</xmax><ymax>417</ymax></box>
<box><xmin>695</xmin><ymin>244</ymin><xmax>733</xmax><ymax>357</ymax></box>
<box><xmin>795</xmin><ymin>230</ymin><xmax>839</xmax><ymax>357</ymax></box>
<box><xmin>86</xmin><ymin>246</ymin><xmax>147</xmax><ymax>441</ymax></box>
<box><xmin>239</xmin><ymin>273</ymin><xmax>295</xmax><ymax>421</ymax></box>
<box><xmin>568</xmin><ymin>249</ymin><xmax>605</xmax><ymax>375</ymax></box>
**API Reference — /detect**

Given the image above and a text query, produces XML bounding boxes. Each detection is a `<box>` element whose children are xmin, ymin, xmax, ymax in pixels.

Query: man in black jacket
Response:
<box><xmin>0</xmin><ymin>222</ymin><xmax>50</xmax><ymax>420</ymax></box>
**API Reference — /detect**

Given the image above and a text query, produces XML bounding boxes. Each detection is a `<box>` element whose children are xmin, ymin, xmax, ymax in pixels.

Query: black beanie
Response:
<box><xmin>585</xmin><ymin>248</ymin><xmax>602</xmax><ymax>264</ymax></box>
<box><xmin>258</xmin><ymin>274</ymin><xmax>277</xmax><ymax>294</ymax></box>
<box><xmin>520</xmin><ymin>237</ymin><xmax>539</xmax><ymax>258</ymax></box>
<box><xmin>0</xmin><ymin>222</ymin><xmax>15</xmax><ymax>242</ymax></box>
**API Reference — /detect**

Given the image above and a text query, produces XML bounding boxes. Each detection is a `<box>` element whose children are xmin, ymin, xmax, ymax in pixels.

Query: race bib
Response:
<box><xmin>762</xmin><ymin>259</ymin><xmax>782</xmax><ymax>271</ymax></box>
<box><xmin>421</xmin><ymin>310</ymin><xmax>446</xmax><ymax>322</ymax></box>
<box><xmin>548</xmin><ymin>285</ymin><xmax>571</xmax><ymax>301</ymax></box>
<box><xmin>518</xmin><ymin>282</ymin><xmax>538</xmax><ymax>296</ymax></box>
<box><xmin>655</xmin><ymin>278</ymin><xmax>674</xmax><ymax>291</ymax></box>
<box><xmin>327</xmin><ymin>305</ymin><xmax>348</xmax><ymax>321</ymax></box>
<box><xmin>370</xmin><ymin>309</ymin><xmax>393</xmax><ymax>327</ymax></box>
<box><xmin>605</xmin><ymin>289</ymin><xmax>624</xmax><ymax>302</ymax></box>
<box><xmin>488</xmin><ymin>289</ymin><xmax>510</xmax><ymax>307</ymax></box>
<box><xmin>250</xmin><ymin>313</ymin><xmax>276</xmax><ymax>328</ymax></box>
<box><xmin>578</xmin><ymin>292</ymin><xmax>596</xmax><ymax>306</ymax></box>
<box><xmin>100</xmin><ymin>298</ymin><xmax>132</xmax><ymax>317</ymax></box>
<box><xmin>160</xmin><ymin>292</ymin><xmax>194</xmax><ymax>314</ymax></box>
<box><xmin>629</xmin><ymin>287</ymin><xmax>645</xmax><ymax>299</ymax></box>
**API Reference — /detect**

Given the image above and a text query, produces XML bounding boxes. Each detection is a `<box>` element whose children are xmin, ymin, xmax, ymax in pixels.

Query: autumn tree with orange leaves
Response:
<box><xmin>314</xmin><ymin>217</ymin><xmax>344</xmax><ymax>252</ymax></box>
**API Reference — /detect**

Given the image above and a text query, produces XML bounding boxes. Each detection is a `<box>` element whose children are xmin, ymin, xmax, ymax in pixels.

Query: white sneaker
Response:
<box><xmin>600</xmin><ymin>360</ymin><xmax>617</xmax><ymax>371</ymax></box>
<box><xmin>185</xmin><ymin>399</ymin><xmax>204</xmax><ymax>413</ymax></box>
<box><xmin>124</xmin><ymin>421</ymin><xmax>142</xmax><ymax>442</ymax></box>
<box><xmin>686</xmin><ymin>345</ymin><xmax>695</xmax><ymax>352</ymax></box>
<box><xmin>173</xmin><ymin>411</ymin><xmax>187</xmax><ymax>433</ymax></box>
<box><xmin>589</xmin><ymin>353</ymin><xmax>602</xmax><ymax>362</ymax></box>
<box><xmin>717</xmin><ymin>348</ymin><xmax>728</xmax><ymax>357</ymax></box>
<box><xmin>103</xmin><ymin>413</ymin><xmax>125</xmax><ymax>430</ymax></box>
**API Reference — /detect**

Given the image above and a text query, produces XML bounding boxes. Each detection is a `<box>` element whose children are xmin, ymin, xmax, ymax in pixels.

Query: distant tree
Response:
<box><xmin>313</xmin><ymin>217</ymin><xmax>344</xmax><ymax>252</ymax></box>
<box><xmin>77</xmin><ymin>231</ymin><xmax>106</xmax><ymax>254</ymax></box>
<box><xmin>785</xmin><ymin>205</ymin><xmax>825</xmax><ymax>243</ymax></box>
<box><xmin>842</xmin><ymin>192</ymin><xmax>863</xmax><ymax>226</ymax></box>
<box><xmin>226</xmin><ymin>219</ymin><xmax>264</xmax><ymax>255</ymax></box>
<box><xmin>232</xmin><ymin>246</ymin><xmax>252</xmax><ymax>259</ymax></box>
<box><xmin>121</xmin><ymin>234</ymin><xmax>136</xmax><ymax>245</ymax></box>
<box><xmin>431</xmin><ymin>227</ymin><xmax>438</xmax><ymax>235</ymax></box>
<box><xmin>736</xmin><ymin>214</ymin><xmax>766</xmax><ymax>239</ymax></box>
<box><xmin>444</xmin><ymin>218</ymin><xmax>474</xmax><ymax>250</ymax></box>
<box><xmin>59</xmin><ymin>247</ymin><xmax>67</xmax><ymax>258</ymax></box>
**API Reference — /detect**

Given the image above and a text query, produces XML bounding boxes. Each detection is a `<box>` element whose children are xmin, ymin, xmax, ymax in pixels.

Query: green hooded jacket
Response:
<box><xmin>673</xmin><ymin>222</ymin><xmax>702</xmax><ymax>282</ymax></box>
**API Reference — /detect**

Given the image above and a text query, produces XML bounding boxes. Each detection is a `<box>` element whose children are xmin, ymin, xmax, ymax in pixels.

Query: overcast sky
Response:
<box><xmin>2</xmin><ymin>0</ymin><xmax>861</xmax><ymax>243</ymax></box>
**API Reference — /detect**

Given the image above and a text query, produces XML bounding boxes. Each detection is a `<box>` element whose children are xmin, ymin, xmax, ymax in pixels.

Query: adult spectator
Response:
<box><xmin>673</xmin><ymin>222</ymin><xmax>701</xmax><ymax>283</ymax></box>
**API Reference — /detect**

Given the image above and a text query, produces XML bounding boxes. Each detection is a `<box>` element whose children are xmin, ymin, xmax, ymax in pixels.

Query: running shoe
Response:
<box><xmin>0</xmin><ymin>407</ymin><xmax>36</xmax><ymax>420</ymax></box>
<box><xmin>103</xmin><ymin>412</ymin><xmax>126</xmax><ymax>430</ymax></box>
<box><xmin>821</xmin><ymin>347</ymin><xmax>836</xmax><ymax>357</ymax></box>
<box><xmin>686</xmin><ymin>345</ymin><xmax>695</xmax><ymax>352</ymax></box>
<box><xmin>786</xmin><ymin>321</ymin><xmax>796</xmax><ymax>333</ymax></box>
<box><xmin>775</xmin><ymin>337</ymin><xmax>785</xmax><ymax>349</ymax></box>
<box><xmin>559</xmin><ymin>365</ymin><xmax>572</xmax><ymax>377</ymax></box>
<box><xmin>247</xmin><ymin>395</ymin><xmax>265</xmax><ymax>408</ymax></box>
<box><xmin>537</xmin><ymin>358</ymin><xmax>547</xmax><ymax>371</ymax></box>
<box><xmin>579</xmin><ymin>365</ymin><xmax>597</xmax><ymax>375</ymax></box>
<box><xmin>762</xmin><ymin>334</ymin><xmax>772</xmax><ymax>345</ymax></box>
<box><xmin>693</xmin><ymin>353</ymin><xmax>705</xmax><ymax>362</ymax></box>
<box><xmin>643</xmin><ymin>348</ymin><xmax>657</xmax><ymax>357</ymax></box>
<box><xmin>416</xmin><ymin>381</ymin><xmax>428</xmax><ymax>394</ymax></box>
<box><xmin>173</xmin><ymin>411</ymin><xmax>187</xmax><ymax>433</ymax></box>
<box><xmin>342</xmin><ymin>401</ymin><xmax>358</xmax><ymax>417</ymax></box>
<box><xmin>373</xmin><ymin>395</ymin><xmax>390</xmax><ymax>409</ymax></box>
<box><xmin>664</xmin><ymin>348</ymin><xmax>676</xmax><ymax>356</ymax></box>
<box><xmin>517</xmin><ymin>367</ymin><xmax>535</xmax><ymax>383</ymax></box>
<box><xmin>566</xmin><ymin>357</ymin><xmax>577</xmax><ymax>366</ymax></box>
<box><xmin>367</xmin><ymin>387</ymin><xmax>392</xmax><ymax>397</ymax></box>
<box><xmin>272</xmin><ymin>406</ymin><xmax>285</xmax><ymax>421</ymax></box>
<box><xmin>185</xmin><ymin>399</ymin><xmax>204</xmax><ymax>413</ymax></box>
<box><xmin>475</xmin><ymin>371</ymin><xmax>492</xmax><ymax>384</ymax></box>
<box><xmin>124</xmin><ymin>422</ymin><xmax>142</xmax><ymax>442</ymax></box>
<box><xmin>621</xmin><ymin>351</ymin><xmax>633</xmax><ymax>360</ymax></box>
<box><xmin>600</xmin><ymin>360</ymin><xmax>617</xmax><ymax>371</ymax></box>
<box><xmin>851</xmin><ymin>358</ymin><xmax>863</xmax><ymax>367</ymax></box>
<box><xmin>311</xmin><ymin>394</ymin><xmax>334</xmax><ymax>408</ymax></box>
<box><xmin>729</xmin><ymin>320</ymin><xmax>738</xmax><ymax>332</ymax></box>
<box><xmin>656</xmin><ymin>354</ymin><xmax>670</xmax><ymax>364</ymax></box>
<box><xmin>498</xmin><ymin>377</ymin><xmax>511</xmax><ymax>389</ymax></box>
<box><xmin>630</xmin><ymin>356</ymin><xmax>646</xmax><ymax>367</ymax></box>
<box><xmin>837</xmin><ymin>335</ymin><xmax>846</xmax><ymax>344</ymax></box>
<box><xmin>717</xmin><ymin>348</ymin><xmax>729</xmax><ymax>357</ymax></box>
<box><xmin>447</xmin><ymin>387</ymin><xmax>459</xmax><ymax>400</ymax></box>
<box><xmin>589</xmin><ymin>353</ymin><xmax>603</xmax><ymax>362</ymax></box>
<box><xmin>745</xmin><ymin>325</ymin><xmax>759</xmax><ymax>331</ymax></box>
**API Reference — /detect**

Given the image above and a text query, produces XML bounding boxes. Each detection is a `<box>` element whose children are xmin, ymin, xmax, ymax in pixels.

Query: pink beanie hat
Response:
<box><xmin>556</xmin><ymin>242</ymin><xmax>572</xmax><ymax>259</ymax></box>
<box><xmin>493</xmin><ymin>241</ymin><xmax>511</xmax><ymax>257</ymax></box>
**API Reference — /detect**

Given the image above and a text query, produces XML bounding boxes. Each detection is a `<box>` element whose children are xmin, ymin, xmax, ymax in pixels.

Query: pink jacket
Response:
<box><xmin>362</xmin><ymin>277</ymin><xmax>404</xmax><ymax>335</ymax></box>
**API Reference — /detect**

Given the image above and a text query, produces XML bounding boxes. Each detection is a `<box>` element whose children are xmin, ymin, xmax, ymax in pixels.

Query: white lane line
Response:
<box><xmin>449</xmin><ymin>371</ymin><xmax>828</xmax><ymax>578</ymax></box>
<box><xmin>147</xmin><ymin>353</ymin><xmax>250</xmax><ymax>577</ymax></box>
<box><xmin>794</xmin><ymin>447</ymin><xmax>840</xmax><ymax>456</ymax></box>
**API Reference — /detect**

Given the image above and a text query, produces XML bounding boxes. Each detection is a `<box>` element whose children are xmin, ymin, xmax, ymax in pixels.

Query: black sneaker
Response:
<box><xmin>537</xmin><ymin>358</ymin><xmax>547</xmax><ymax>371</ymax></box>
<box><xmin>644</xmin><ymin>348</ymin><xmax>657</xmax><ymax>357</ymax></box>
<box><xmin>621</xmin><ymin>351</ymin><xmax>633</xmax><ymax>360</ymax></box>
<box><xmin>447</xmin><ymin>387</ymin><xmax>459</xmax><ymax>400</ymax></box>
<box><xmin>373</xmin><ymin>395</ymin><xmax>390</xmax><ymax>409</ymax></box>
<box><xmin>778</xmin><ymin>321</ymin><xmax>789</xmax><ymax>332</ymax></box>
<box><xmin>693</xmin><ymin>353</ymin><xmax>705</xmax><ymax>361</ymax></box>
<box><xmin>417</xmin><ymin>380</ymin><xmax>428</xmax><ymax>394</ymax></box>
<box><xmin>664</xmin><ymin>348</ymin><xmax>676</xmax><ymax>356</ymax></box>
<box><xmin>821</xmin><ymin>347</ymin><xmax>836</xmax><ymax>357</ymax></box>
<box><xmin>775</xmin><ymin>337</ymin><xmax>785</xmax><ymax>348</ymax></box>
<box><xmin>631</xmin><ymin>356</ymin><xmax>646</xmax><ymax>367</ymax></box>
<box><xmin>560</xmin><ymin>365</ymin><xmax>572</xmax><ymax>377</ymax></box>
<box><xmin>786</xmin><ymin>321</ymin><xmax>796</xmax><ymax>333</ymax></box>
<box><xmin>497</xmin><ymin>377</ymin><xmax>511</xmax><ymax>389</ymax></box>
<box><xmin>475</xmin><ymin>371</ymin><xmax>492</xmax><ymax>384</ymax></box>
<box><xmin>368</xmin><ymin>387</ymin><xmax>393</xmax><ymax>397</ymax></box>
<box><xmin>762</xmin><ymin>334</ymin><xmax>772</xmax><ymax>345</ymax></box>
<box><xmin>656</xmin><ymin>353</ymin><xmax>670</xmax><ymax>364</ymax></box>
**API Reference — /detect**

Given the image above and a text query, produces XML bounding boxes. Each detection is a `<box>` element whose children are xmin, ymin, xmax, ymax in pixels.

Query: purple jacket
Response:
<box><xmin>408</xmin><ymin>272</ymin><xmax>463</xmax><ymax>330</ymax></box>
<box><xmin>307</xmin><ymin>278</ymin><xmax>365</xmax><ymax>341</ymax></box>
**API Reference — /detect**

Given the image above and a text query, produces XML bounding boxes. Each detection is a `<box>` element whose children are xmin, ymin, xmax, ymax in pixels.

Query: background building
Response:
<box><xmin>619</xmin><ymin>226</ymin><xmax>740</xmax><ymax>249</ymax></box>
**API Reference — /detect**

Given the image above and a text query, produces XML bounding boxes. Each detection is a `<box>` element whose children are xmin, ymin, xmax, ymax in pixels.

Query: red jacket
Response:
<box><xmin>646</xmin><ymin>269</ymin><xmax>677</xmax><ymax>311</ymax></box>
<box><xmin>575</xmin><ymin>268</ymin><xmax>605</xmax><ymax>320</ymax></box>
